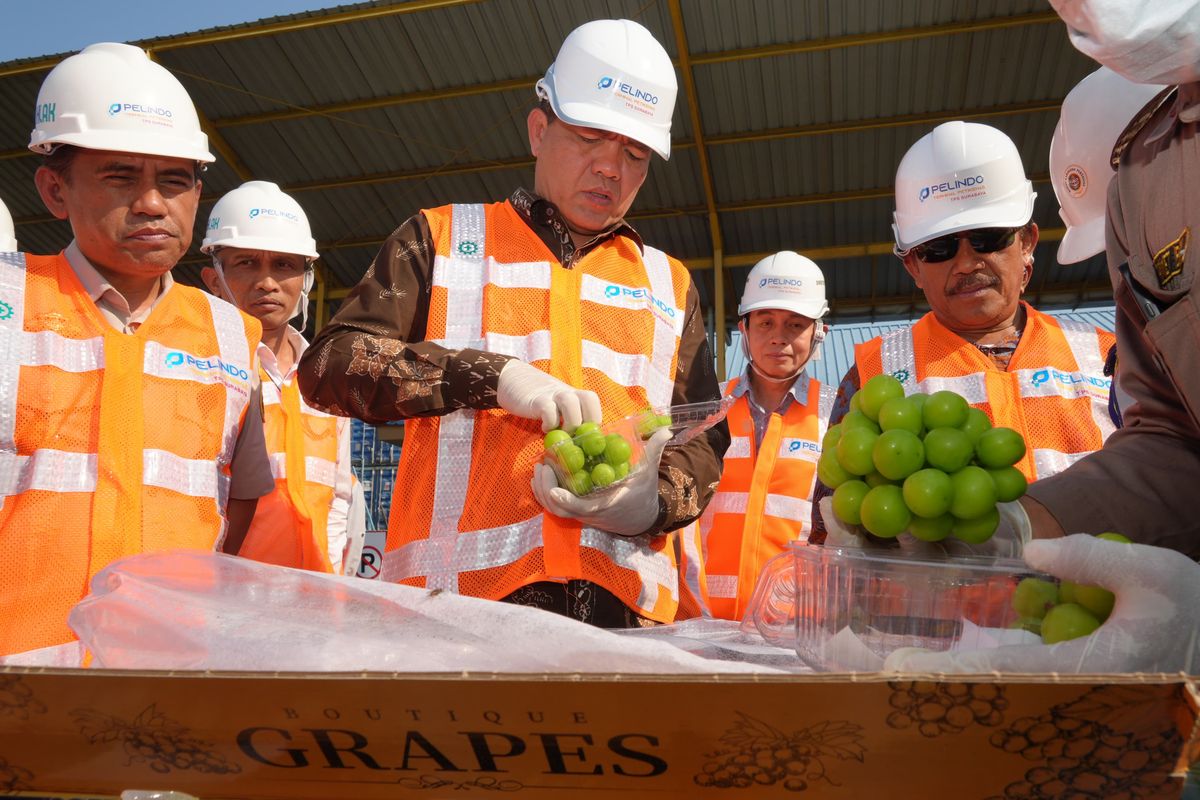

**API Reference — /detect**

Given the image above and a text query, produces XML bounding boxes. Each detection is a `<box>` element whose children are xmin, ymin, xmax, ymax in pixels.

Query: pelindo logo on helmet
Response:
<box><xmin>597</xmin><ymin>76</ymin><xmax>614</xmax><ymax>90</ymax></box>
<box><xmin>759</xmin><ymin>277</ymin><xmax>805</xmax><ymax>289</ymax></box>
<box><xmin>919</xmin><ymin>175</ymin><xmax>986</xmax><ymax>203</ymax></box>
<box><xmin>108</xmin><ymin>102</ymin><xmax>173</xmax><ymax>118</ymax></box>
<box><xmin>249</xmin><ymin>208</ymin><xmax>300</xmax><ymax>223</ymax></box>
<box><xmin>207</xmin><ymin>217</ymin><xmax>220</xmax><ymax>231</ymax></box>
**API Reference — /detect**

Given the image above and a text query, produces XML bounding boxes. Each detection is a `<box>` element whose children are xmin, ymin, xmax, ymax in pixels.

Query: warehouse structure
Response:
<box><xmin>0</xmin><ymin>0</ymin><xmax>1112</xmax><ymax>384</ymax></box>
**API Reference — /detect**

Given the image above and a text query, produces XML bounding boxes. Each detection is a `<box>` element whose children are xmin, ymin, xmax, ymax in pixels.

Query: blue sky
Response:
<box><xmin>0</xmin><ymin>0</ymin><xmax>335</xmax><ymax>62</ymax></box>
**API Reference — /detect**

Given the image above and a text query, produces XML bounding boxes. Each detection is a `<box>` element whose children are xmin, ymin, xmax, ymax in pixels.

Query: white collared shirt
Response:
<box><xmin>729</xmin><ymin>365</ymin><xmax>810</xmax><ymax>450</ymax></box>
<box><xmin>63</xmin><ymin>241</ymin><xmax>173</xmax><ymax>334</ymax></box>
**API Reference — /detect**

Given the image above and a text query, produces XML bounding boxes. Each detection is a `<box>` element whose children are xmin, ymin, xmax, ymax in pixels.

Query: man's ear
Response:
<box><xmin>200</xmin><ymin>265</ymin><xmax>222</xmax><ymax>297</ymax></box>
<box><xmin>901</xmin><ymin>253</ymin><xmax>924</xmax><ymax>288</ymax></box>
<box><xmin>34</xmin><ymin>166</ymin><xmax>70</xmax><ymax>220</ymax></box>
<box><xmin>527</xmin><ymin>107</ymin><xmax>549</xmax><ymax>157</ymax></box>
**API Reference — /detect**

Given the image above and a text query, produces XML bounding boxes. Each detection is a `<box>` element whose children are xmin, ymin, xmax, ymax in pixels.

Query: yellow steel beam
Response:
<box><xmin>219</xmin><ymin>76</ymin><xmax>535</xmax><ymax>128</ymax></box>
<box><xmin>0</xmin><ymin>0</ymin><xmax>484</xmax><ymax>78</ymax></box>
<box><xmin>286</xmin><ymin>154</ymin><xmax>533</xmax><ymax>194</ymax></box>
<box><xmin>0</xmin><ymin>96</ymin><xmax>1061</xmax><ymax>165</ymax></box>
<box><xmin>704</xmin><ymin>99</ymin><xmax>1061</xmax><ymax>147</ymax></box>
<box><xmin>690</xmin><ymin>10</ymin><xmax>1060</xmax><ymax>65</ymax></box>
<box><xmin>668</xmin><ymin>0</ymin><xmax>727</xmax><ymax>379</ymax></box>
<box><xmin>195</xmin><ymin>11</ymin><xmax>1057</xmax><ymax>130</ymax></box>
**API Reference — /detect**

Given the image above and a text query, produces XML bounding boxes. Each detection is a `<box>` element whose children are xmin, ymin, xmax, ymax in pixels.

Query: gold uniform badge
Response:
<box><xmin>1152</xmin><ymin>227</ymin><xmax>1189</xmax><ymax>289</ymax></box>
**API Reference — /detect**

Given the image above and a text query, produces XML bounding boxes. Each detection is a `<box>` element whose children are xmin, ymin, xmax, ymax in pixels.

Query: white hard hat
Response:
<box><xmin>535</xmin><ymin>19</ymin><xmax>677</xmax><ymax>160</ymax></box>
<box><xmin>892</xmin><ymin>121</ymin><xmax>1036</xmax><ymax>253</ymax></box>
<box><xmin>203</xmin><ymin>181</ymin><xmax>318</xmax><ymax>329</ymax></box>
<box><xmin>201</xmin><ymin>181</ymin><xmax>318</xmax><ymax>259</ymax></box>
<box><xmin>28</xmin><ymin>42</ymin><xmax>214</xmax><ymax>163</ymax></box>
<box><xmin>0</xmin><ymin>197</ymin><xmax>16</xmax><ymax>252</ymax></box>
<box><xmin>739</xmin><ymin>251</ymin><xmax>829</xmax><ymax>319</ymax></box>
<box><xmin>1051</xmin><ymin>68</ymin><xmax>1163</xmax><ymax>264</ymax></box>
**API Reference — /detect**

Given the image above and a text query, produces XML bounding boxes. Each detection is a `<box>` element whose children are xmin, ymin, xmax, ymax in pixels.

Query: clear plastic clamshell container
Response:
<box><xmin>634</xmin><ymin>396</ymin><xmax>736</xmax><ymax>447</ymax></box>
<box><xmin>744</xmin><ymin>543</ymin><xmax>1046</xmax><ymax>671</ymax></box>
<box><xmin>544</xmin><ymin>416</ymin><xmax>646</xmax><ymax>497</ymax></box>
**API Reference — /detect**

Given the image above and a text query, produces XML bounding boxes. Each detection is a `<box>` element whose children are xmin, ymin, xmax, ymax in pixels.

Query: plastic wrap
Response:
<box><xmin>68</xmin><ymin>551</ymin><xmax>785</xmax><ymax>674</ymax></box>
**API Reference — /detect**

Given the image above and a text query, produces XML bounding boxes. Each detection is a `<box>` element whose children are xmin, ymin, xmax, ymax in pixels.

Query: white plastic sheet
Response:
<box><xmin>67</xmin><ymin>551</ymin><xmax>788</xmax><ymax>674</ymax></box>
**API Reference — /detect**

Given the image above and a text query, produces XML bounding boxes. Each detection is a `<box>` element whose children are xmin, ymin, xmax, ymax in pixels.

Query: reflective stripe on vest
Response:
<box><xmin>266</xmin><ymin>452</ymin><xmax>337</xmax><ymax>487</ymax></box>
<box><xmin>382</xmin><ymin>203</ymin><xmax>687</xmax><ymax>620</ymax></box>
<box><xmin>697</xmin><ymin>376</ymin><xmax>832</xmax><ymax>620</ymax></box>
<box><xmin>0</xmin><ymin>254</ymin><xmax>250</xmax><ymax>507</ymax></box>
<box><xmin>870</xmin><ymin>308</ymin><xmax>1114</xmax><ymax>480</ymax></box>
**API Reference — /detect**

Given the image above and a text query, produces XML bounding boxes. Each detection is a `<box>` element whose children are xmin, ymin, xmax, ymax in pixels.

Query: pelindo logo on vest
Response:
<box><xmin>165</xmin><ymin>351</ymin><xmax>250</xmax><ymax>382</ymax></box>
<box><xmin>1030</xmin><ymin>368</ymin><xmax>1110</xmax><ymax>390</ymax></box>
<box><xmin>603</xmin><ymin>284</ymin><xmax>676</xmax><ymax>318</ymax></box>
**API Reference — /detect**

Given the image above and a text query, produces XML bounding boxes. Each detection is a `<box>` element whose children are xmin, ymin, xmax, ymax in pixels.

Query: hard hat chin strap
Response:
<box><xmin>209</xmin><ymin>255</ymin><xmax>238</xmax><ymax>306</ymax></box>
<box><xmin>212</xmin><ymin>252</ymin><xmax>314</xmax><ymax>334</ymax></box>
<box><xmin>292</xmin><ymin>265</ymin><xmax>315</xmax><ymax>333</ymax></box>
<box><xmin>741</xmin><ymin>321</ymin><xmax>826</xmax><ymax>384</ymax></box>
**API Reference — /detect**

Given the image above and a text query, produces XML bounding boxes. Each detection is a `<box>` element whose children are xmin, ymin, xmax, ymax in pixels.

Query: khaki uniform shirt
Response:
<box><xmin>1026</xmin><ymin>86</ymin><xmax>1200</xmax><ymax>557</ymax></box>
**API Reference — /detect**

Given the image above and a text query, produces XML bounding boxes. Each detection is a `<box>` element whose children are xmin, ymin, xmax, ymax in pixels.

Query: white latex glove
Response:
<box><xmin>884</xmin><ymin>534</ymin><xmax>1200</xmax><ymax>674</ymax></box>
<box><xmin>496</xmin><ymin>360</ymin><xmax>602</xmax><ymax>433</ymax></box>
<box><xmin>531</xmin><ymin>427</ymin><xmax>672</xmax><ymax>536</ymax></box>
<box><xmin>818</xmin><ymin>497</ymin><xmax>1031</xmax><ymax>558</ymax></box>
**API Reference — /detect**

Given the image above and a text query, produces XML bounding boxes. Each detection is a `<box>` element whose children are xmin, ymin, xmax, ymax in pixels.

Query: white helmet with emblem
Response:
<box><xmin>536</xmin><ymin>19</ymin><xmax>678</xmax><ymax>160</ymax></box>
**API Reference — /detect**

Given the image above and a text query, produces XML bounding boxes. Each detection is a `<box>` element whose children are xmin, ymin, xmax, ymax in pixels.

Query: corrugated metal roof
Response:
<box><xmin>725</xmin><ymin>305</ymin><xmax>1117</xmax><ymax>388</ymax></box>
<box><xmin>0</xmin><ymin>0</ymin><xmax>1112</xmax><ymax>342</ymax></box>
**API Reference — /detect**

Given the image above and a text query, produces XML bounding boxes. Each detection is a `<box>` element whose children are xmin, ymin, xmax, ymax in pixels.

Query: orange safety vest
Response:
<box><xmin>0</xmin><ymin>252</ymin><xmax>260</xmax><ymax>655</ymax></box>
<box><xmin>237</xmin><ymin>360</ymin><xmax>341</xmax><ymax>573</ymax></box>
<box><xmin>380</xmin><ymin>202</ymin><xmax>691</xmax><ymax>622</ymax></box>
<box><xmin>855</xmin><ymin>303</ymin><xmax>1116</xmax><ymax>480</ymax></box>
<box><xmin>685</xmin><ymin>375</ymin><xmax>835</xmax><ymax>621</ymax></box>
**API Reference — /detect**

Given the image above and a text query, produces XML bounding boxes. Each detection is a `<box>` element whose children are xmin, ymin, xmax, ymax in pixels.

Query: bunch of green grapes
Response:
<box><xmin>819</xmin><ymin>375</ymin><xmax>1029</xmax><ymax>544</ymax></box>
<box><xmin>1009</xmin><ymin>532</ymin><xmax>1130</xmax><ymax>642</ymax></box>
<box><xmin>544</xmin><ymin>422</ymin><xmax>635</xmax><ymax>496</ymax></box>
<box><xmin>635</xmin><ymin>407</ymin><xmax>673</xmax><ymax>440</ymax></box>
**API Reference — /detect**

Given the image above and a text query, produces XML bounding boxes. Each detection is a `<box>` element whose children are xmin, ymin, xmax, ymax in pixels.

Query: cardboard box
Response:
<box><xmin>0</xmin><ymin>668</ymin><xmax>1196</xmax><ymax>799</ymax></box>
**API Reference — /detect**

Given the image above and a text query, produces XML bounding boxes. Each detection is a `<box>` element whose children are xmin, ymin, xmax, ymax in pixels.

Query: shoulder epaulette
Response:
<box><xmin>1111</xmin><ymin>86</ymin><xmax>1178</xmax><ymax>169</ymax></box>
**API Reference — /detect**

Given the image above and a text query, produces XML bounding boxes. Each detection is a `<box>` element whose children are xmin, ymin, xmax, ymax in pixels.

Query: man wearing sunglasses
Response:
<box><xmin>811</xmin><ymin>121</ymin><xmax>1115</xmax><ymax>544</ymax></box>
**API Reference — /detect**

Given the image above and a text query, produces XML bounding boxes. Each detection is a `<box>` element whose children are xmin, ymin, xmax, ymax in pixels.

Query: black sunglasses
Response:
<box><xmin>911</xmin><ymin>227</ymin><xmax>1020</xmax><ymax>263</ymax></box>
